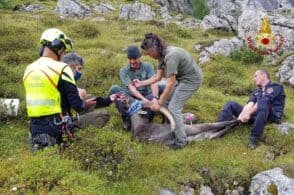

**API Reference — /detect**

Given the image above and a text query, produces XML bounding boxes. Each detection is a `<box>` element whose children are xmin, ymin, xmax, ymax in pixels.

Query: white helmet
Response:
<box><xmin>40</xmin><ymin>28</ymin><xmax>72</xmax><ymax>52</ymax></box>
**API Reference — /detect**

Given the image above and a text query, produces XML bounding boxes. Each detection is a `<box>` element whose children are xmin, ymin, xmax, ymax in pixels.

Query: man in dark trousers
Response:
<box><xmin>217</xmin><ymin>69</ymin><xmax>285</xmax><ymax>149</ymax></box>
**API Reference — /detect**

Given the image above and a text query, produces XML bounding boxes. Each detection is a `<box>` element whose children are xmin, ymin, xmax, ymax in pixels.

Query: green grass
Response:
<box><xmin>0</xmin><ymin>1</ymin><xmax>294</xmax><ymax>194</ymax></box>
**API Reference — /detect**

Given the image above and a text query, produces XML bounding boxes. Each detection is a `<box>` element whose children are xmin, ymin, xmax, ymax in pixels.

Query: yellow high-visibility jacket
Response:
<box><xmin>23</xmin><ymin>57</ymin><xmax>75</xmax><ymax>117</ymax></box>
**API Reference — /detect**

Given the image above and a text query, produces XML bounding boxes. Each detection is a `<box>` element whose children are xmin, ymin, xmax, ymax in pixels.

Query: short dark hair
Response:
<box><xmin>62</xmin><ymin>52</ymin><xmax>84</xmax><ymax>66</ymax></box>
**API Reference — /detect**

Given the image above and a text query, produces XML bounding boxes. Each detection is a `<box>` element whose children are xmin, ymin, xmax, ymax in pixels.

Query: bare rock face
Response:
<box><xmin>94</xmin><ymin>3</ymin><xmax>115</xmax><ymax>15</ymax></box>
<box><xmin>201</xmin><ymin>0</ymin><xmax>244</xmax><ymax>32</ymax></box>
<box><xmin>249</xmin><ymin>167</ymin><xmax>294</xmax><ymax>194</ymax></box>
<box><xmin>201</xmin><ymin>14</ymin><xmax>234</xmax><ymax>31</ymax></box>
<box><xmin>200</xmin><ymin>185</ymin><xmax>214</xmax><ymax>195</ymax></box>
<box><xmin>55</xmin><ymin>0</ymin><xmax>91</xmax><ymax>19</ymax></box>
<box><xmin>202</xmin><ymin>0</ymin><xmax>294</xmax><ymax>32</ymax></box>
<box><xmin>119</xmin><ymin>2</ymin><xmax>155</xmax><ymax>21</ymax></box>
<box><xmin>13</xmin><ymin>4</ymin><xmax>43</xmax><ymax>12</ymax></box>
<box><xmin>198</xmin><ymin>37</ymin><xmax>244</xmax><ymax>64</ymax></box>
<box><xmin>155</xmin><ymin>0</ymin><xmax>193</xmax><ymax>15</ymax></box>
<box><xmin>160</xmin><ymin>5</ymin><xmax>172</xmax><ymax>25</ymax></box>
<box><xmin>238</xmin><ymin>9</ymin><xmax>294</xmax><ymax>53</ymax></box>
<box><xmin>247</xmin><ymin>0</ymin><xmax>294</xmax><ymax>11</ymax></box>
<box><xmin>277</xmin><ymin>122</ymin><xmax>294</xmax><ymax>134</ymax></box>
<box><xmin>276</xmin><ymin>55</ymin><xmax>294</xmax><ymax>86</ymax></box>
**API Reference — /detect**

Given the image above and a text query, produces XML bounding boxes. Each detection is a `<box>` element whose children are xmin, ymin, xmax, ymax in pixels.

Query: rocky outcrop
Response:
<box><xmin>119</xmin><ymin>2</ymin><xmax>155</xmax><ymax>21</ymax></box>
<box><xmin>160</xmin><ymin>5</ymin><xmax>172</xmax><ymax>25</ymax></box>
<box><xmin>238</xmin><ymin>9</ymin><xmax>294</xmax><ymax>53</ymax></box>
<box><xmin>201</xmin><ymin>0</ymin><xmax>244</xmax><ymax>32</ymax></box>
<box><xmin>155</xmin><ymin>0</ymin><xmax>193</xmax><ymax>15</ymax></box>
<box><xmin>249</xmin><ymin>167</ymin><xmax>294</xmax><ymax>194</ymax></box>
<box><xmin>198</xmin><ymin>37</ymin><xmax>244</xmax><ymax>64</ymax></box>
<box><xmin>55</xmin><ymin>0</ymin><xmax>91</xmax><ymax>19</ymax></box>
<box><xmin>13</xmin><ymin>4</ymin><xmax>43</xmax><ymax>12</ymax></box>
<box><xmin>247</xmin><ymin>0</ymin><xmax>294</xmax><ymax>11</ymax></box>
<box><xmin>200</xmin><ymin>14</ymin><xmax>234</xmax><ymax>31</ymax></box>
<box><xmin>202</xmin><ymin>0</ymin><xmax>294</xmax><ymax>32</ymax></box>
<box><xmin>276</xmin><ymin>55</ymin><xmax>294</xmax><ymax>86</ymax></box>
<box><xmin>176</xmin><ymin>18</ymin><xmax>201</xmax><ymax>29</ymax></box>
<box><xmin>200</xmin><ymin>185</ymin><xmax>214</xmax><ymax>195</ymax></box>
<box><xmin>94</xmin><ymin>3</ymin><xmax>115</xmax><ymax>15</ymax></box>
<box><xmin>277</xmin><ymin>122</ymin><xmax>294</xmax><ymax>134</ymax></box>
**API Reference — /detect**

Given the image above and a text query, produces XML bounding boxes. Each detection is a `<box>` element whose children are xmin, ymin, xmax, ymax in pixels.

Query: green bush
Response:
<box><xmin>191</xmin><ymin>0</ymin><xmax>210</xmax><ymax>20</ymax></box>
<box><xmin>0</xmin><ymin>0</ymin><xmax>8</xmax><ymax>9</ymax></box>
<box><xmin>0</xmin><ymin>25</ymin><xmax>37</xmax><ymax>53</ymax></box>
<box><xmin>230</xmin><ymin>48</ymin><xmax>264</xmax><ymax>64</ymax></box>
<box><xmin>63</xmin><ymin>127</ymin><xmax>142</xmax><ymax>181</ymax></box>
<box><xmin>71</xmin><ymin>22</ymin><xmax>101</xmax><ymax>38</ymax></box>
<box><xmin>203</xmin><ymin>56</ymin><xmax>253</xmax><ymax>96</ymax></box>
<box><xmin>0</xmin><ymin>148</ymin><xmax>105</xmax><ymax>193</ymax></box>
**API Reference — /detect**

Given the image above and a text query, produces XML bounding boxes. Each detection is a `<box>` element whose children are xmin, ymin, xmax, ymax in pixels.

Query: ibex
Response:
<box><xmin>120</xmin><ymin>95</ymin><xmax>240</xmax><ymax>145</ymax></box>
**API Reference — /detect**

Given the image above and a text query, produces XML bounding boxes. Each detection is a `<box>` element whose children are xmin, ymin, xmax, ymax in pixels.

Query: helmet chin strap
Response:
<box><xmin>50</xmin><ymin>47</ymin><xmax>64</xmax><ymax>61</ymax></box>
<box><xmin>56</xmin><ymin>48</ymin><xmax>65</xmax><ymax>61</ymax></box>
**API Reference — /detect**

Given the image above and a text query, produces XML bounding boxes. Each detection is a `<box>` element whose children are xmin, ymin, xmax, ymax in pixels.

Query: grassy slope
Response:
<box><xmin>0</xmin><ymin>0</ymin><xmax>293</xmax><ymax>194</ymax></box>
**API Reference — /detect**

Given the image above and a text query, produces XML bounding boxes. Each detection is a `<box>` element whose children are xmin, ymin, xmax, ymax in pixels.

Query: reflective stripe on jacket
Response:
<box><xmin>23</xmin><ymin>57</ymin><xmax>76</xmax><ymax>117</ymax></box>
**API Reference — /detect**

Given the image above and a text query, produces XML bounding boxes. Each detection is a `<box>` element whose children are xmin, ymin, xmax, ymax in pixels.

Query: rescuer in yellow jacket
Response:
<box><xmin>23</xmin><ymin>28</ymin><xmax>96</xmax><ymax>150</ymax></box>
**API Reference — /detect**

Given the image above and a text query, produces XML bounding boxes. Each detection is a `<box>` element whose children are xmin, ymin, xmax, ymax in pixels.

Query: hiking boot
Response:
<box><xmin>248</xmin><ymin>136</ymin><xmax>259</xmax><ymax>149</ymax></box>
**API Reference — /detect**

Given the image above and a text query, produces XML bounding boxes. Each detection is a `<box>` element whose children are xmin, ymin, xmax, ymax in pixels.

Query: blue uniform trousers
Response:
<box><xmin>217</xmin><ymin>101</ymin><xmax>273</xmax><ymax>138</ymax></box>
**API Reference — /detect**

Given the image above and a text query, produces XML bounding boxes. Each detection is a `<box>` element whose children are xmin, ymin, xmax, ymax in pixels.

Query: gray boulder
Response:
<box><xmin>277</xmin><ymin>122</ymin><xmax>294</xmax><ymax>134</ymax></box>
<box><xmin>176</xmin><ymin>18</ymin><xmax>201</xmax><ymax>29</ymax></box>
<box><xmin>200</xmin><ymin>185</ymin><xmax>214</xmax><ymax>195</ymax></box>
<box><xmin>202</xmin><ymin>0</ymin><xmax>244</xmax><ymax>32</ymax></box>
<box><xmin>159</xmin><ymin>188</ymin><xmax>176</xmax><ymax>195</ymax></box>
<box><xmin>155</xmin><ymin>0</ymin><xmax>193</xmax><ymax>15</ymax></box>
<box><xmin>201</xmin><ymin>14</ymin><xmax>234</xmax><ymax>31</ymax></box>
<box><xmin>55</xmin><ymin>0</ymin><xmax>91</xmax><ymax>19</ymax></box>
<box><xmin>247</xmin><ymin>0</ymin><xmax>294</xmax><ymax>11</ymax></box>
<box><xmin>238</xmin><ymin>9</ymin><xmax>294</xmax><ymax>54</ymax></box>
<box><xmin>247</xmin><ymin>0</ymin><xmax>279</xmax><ymax>10</ymax></box>
<box><xmin>249</xmin><ymin>167</ymin><xmax>294</xmax><ymax>194</ymax></box>
<box><xmin>119</xmin><ymin>2</ymin><xmax>155</xmax><ymax>21</ymax></box>
<box><xmin>94</xmin><ymin>3</ymin><xmax>115</xmax><ymax>15</ymax></box>
<box><xmin>13</xmin><ymin>4</ymin><xmax>43</xmax><ymax>12</ymax></box>
<box><xmin>160</xmin><ymin>5</ymin><xmax>172</xmax><ymax>26</ymax></box>
<box><xmin>198</xmin><ymin>37</ymin><xmax>244</xmax><ymax>64</ymax></box>
<box><xmin>276</xmin><ymin>55</ymin><xmax>294</xmax><ymax>86</ymax></box>
<box><xmin>203</xmin><ymin>0</ymin><xmax>294</xmax><ymax>32</ymax></box>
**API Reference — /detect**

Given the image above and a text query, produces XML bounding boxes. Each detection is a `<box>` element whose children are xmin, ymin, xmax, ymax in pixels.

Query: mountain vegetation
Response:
<box><xmin>0</xmin><ymin>0</ymin><xmax>293</xmax><ymax>194</ymax></box>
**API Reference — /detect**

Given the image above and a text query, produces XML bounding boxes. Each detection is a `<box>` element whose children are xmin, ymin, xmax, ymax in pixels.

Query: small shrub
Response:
<box><xmin>191</xmin><ymin>0</ymin><xmax>210</xmax><ymax>20</ymax></box>
<box><xmin>0</xmin><ymin>25</ymin><xmax>37</xmax><ymax>53</ymax></box>
<box><xmin>230</xmin><ymin>48</ymin><xmax>264</xmax><ymax>64</ymax></box>
<box><xmin>0</xmin><ymin>148</ymin><xmax>105</xmax><ymax>193</ymax></box>
<box><xmin>63</xmin><ymin>127</ymin><xmax>142</xmax><ymax>181</ymax></box>
<box><xmin>40</xmin><ymin>12</ymin><xmax>64</xmax><ymax>27</ymax></box>
<box><xmin>176</xmin><ymin>28</ymin><xmax>193</xmax><ymax>39</ymax></box>
<box><xmin>0</xmin><ymin>0</ymin><xmax>8</xmax><ymax>9</ymax></box>
<box><xmin>71</xmin><ymin>22</ymin><xmax>100</xmax><ymax>38</ymax></box>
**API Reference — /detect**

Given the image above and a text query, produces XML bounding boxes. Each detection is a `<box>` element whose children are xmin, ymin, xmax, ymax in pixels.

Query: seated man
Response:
<box><xmin>109</xmin><ymin>45</ymin><xmax>165</xmax><ymax>130</ymax></box>
<box><xmin>217</xmin><ymin>69</ymin><xmax>285</xmax><ymax>149</ymax></box>
<box><xmin>62</xmin><ymin>52</ymin><xmax>118</xmax><ymax>129</ymax></box>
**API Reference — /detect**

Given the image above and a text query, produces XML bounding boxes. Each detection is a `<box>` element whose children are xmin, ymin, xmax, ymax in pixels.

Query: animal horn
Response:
<box><xmin>159</xmin><ymin>107</ymin><xmax>176</xmax><ymax>132</ymax></box>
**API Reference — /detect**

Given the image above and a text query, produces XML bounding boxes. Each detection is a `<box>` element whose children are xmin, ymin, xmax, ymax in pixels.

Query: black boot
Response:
<box><xmin>122</xmin><ymin>116</ymin><xmax>131</xmax><ymax>131</ymax></box>
<box><xmin>248</xmin><ymin>136</ymin><xmax>259</xmax><ymax>149</ymax></box>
